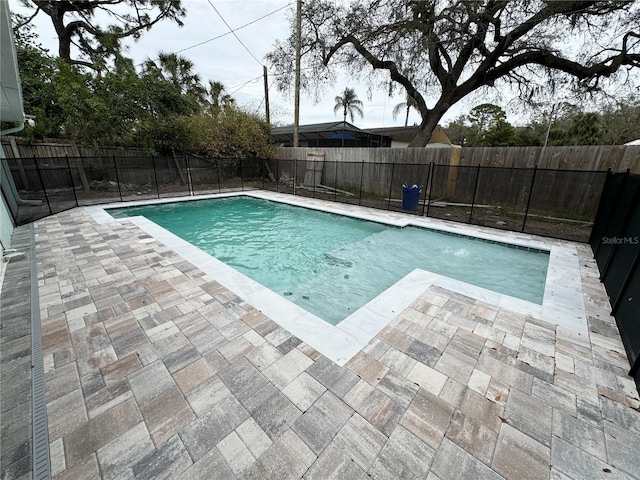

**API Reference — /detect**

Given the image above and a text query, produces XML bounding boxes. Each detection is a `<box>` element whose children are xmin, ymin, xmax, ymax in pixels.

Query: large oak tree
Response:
<box><xmin>267</xmin><ymin>0</ymin><xmax>640</xmax><ymax>146</ymax></box>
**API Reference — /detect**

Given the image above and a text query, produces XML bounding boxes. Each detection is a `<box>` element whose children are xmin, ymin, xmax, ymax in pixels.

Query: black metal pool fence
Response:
<box><xmin>590</xmin><ymin>170</ymin><xmax>640</xmax><ymax>393</ymax></box>
<box><xmin>3</xmin><ymin>155</ymin><xmax>609</xmax><ymax>243</ymax></box>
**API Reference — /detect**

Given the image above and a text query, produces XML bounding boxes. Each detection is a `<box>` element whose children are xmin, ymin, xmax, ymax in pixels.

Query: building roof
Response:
<box><xmin>271</xmin><ymin>121</ymin><xmax>392</xmax><ymax>147</ymax></box>
<box><xmin>367</xmin><ymin>125</ymin><xmax>453</xmax><ymax>145</ymax></box>
<box><xmin>367</xmin><ymin>126</ymin><xmax>421</xmax><ymax>143</ymax></box>
<box><xmin>0</xmin><ymin>0</ymin><xmax>25</xmax><ymax>124</ymax></box>
<box><xmin>272</xmin><ymin>121</ymin><xmax>369</xmax><ymax>136</ymax></box>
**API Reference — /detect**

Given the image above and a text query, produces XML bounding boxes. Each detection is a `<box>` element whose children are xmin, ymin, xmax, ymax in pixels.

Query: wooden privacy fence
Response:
<box><xmin>0</xmin><ymin>136</ymin><xmax>149</xmax><ymax>160</ymax></box>
<box><xmin>5</xmin><ymin>138</ymin><xmax>639</xmax><ymax>172</ymax></box>
<box><xmin>5</xmin><ymin>156</ymin><xmax>263</xmax><ymax>194</ymax></box>
<box><xmin>267</xmin><ymin>158</ymin><xmax>606</xmax><ymax>219</ymax></box>
<box><xmin>275</xmin><ymin>145</ymin><xmax>640</xmax><ymax>172</ymax></box>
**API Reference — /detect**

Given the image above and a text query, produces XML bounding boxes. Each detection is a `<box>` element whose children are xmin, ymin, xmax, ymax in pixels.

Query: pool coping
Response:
<box><xmin>86</xmin><ymin>191</ymin><xmax>587</xmax><ymax>366</ymax></box>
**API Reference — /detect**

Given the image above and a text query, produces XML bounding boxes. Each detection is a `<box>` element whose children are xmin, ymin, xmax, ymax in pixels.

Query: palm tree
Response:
<box><xmin>392</xmin><ymin>94</ymin><xmax>419</xmax><ymax>127</ymax></box>
<box><xmin>333</xmin><ymin>87</ymin><xmax>364</xmax><ymax>123</ymax></box>
<box><xmin>334</xmin><ymin>88</ymin><xmax>363</xmax><ymax>146</ymax></box>
<box><xmin>144</xmin><ymin>51</ymin><xmax>206</xmax><ymax>104</ymax></box>
<box><xmin>207</xmin><ymin>81</ymin><xmax>235</xmax><ymax>114</ymax></box>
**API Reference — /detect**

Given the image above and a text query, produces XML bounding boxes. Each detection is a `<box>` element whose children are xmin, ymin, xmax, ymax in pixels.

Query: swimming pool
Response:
<box><xmin>109</xmin><ymin>196</ymin><xmax>549</xmax><ymax>325</ymax></box>
<box><xmin>89</xmin><ymin>191</ymin><xmax>586</xmax><ymax>364</ymax></box>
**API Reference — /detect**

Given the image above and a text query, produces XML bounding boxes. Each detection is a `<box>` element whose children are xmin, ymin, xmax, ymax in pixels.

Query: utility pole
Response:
<box><xmin>263</xmin><ymin>65</ymin><xmax>270</xmax><ymax>126</ymax></box>
<box><xmin>293</xmin><ymin>0</ymin><xmax>302</xmax><ymax>147</ymax></box>
<box><xmin>543</xmin><ymin>103</ymin><xmax>556</xmax><ymax>148</ymax></box>
<box><xmin>539</xmin><ymin>103</ymin><xmax>557</xmax><ymax>166</ymax></box>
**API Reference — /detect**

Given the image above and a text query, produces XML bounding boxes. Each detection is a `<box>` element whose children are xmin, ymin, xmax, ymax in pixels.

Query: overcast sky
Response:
<box><xmin>10</xmin><ymin>0</ymin><xmax>481</xmax><ymax>129</ymax></box>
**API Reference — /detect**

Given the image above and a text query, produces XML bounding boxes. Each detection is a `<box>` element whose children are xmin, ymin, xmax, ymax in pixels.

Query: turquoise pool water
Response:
<box><xmin>109</xmin><ymin>196</ymin><xmax>549</xmax><ymax>325</ymax></box>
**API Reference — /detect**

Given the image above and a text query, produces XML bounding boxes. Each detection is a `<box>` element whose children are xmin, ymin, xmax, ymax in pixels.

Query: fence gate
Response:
<box><xmin>590</xmin><ymin>170</ymin><xmax>640</xmax><ymax>392</ymax></box>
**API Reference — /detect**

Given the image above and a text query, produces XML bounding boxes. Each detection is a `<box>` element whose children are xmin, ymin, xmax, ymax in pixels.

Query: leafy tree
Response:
<box><xmin>207</xmin><ymin>81</ymin><xmax>235</xmax><ymax>114</ymax></box>
<box><xmin>484</xmin><ymin>119</ymin><xmax>516</xmax><ymax>147</ymax></box>
<box><xmin>512</xmin><ymin>126</ymin><xmax>543</xmax><ymax>147</ymax></box>
<box><xmin>443</xmin><ymin>115</ymin><xmax>473</xmax><ymax>147</ymax></box>
<box><xmin>158</xmin><ymin>109</ymin><xmax>273</xmax><ymax>158</ymax></box>
<box><xmin>537</xmin><ymin>103</ymin><xmax>603</xmax><ymax>146</ymax></box>
<box><xmin>333</xmin><ymin>87</ymin><xmax>363</xmax><ymax>123</ymax></box>
<box><xmin>86</xmin><ymin>60</ymin><xmax>154</xmax><ymax>146</ymax></box>
<box><xmin>600</xmin><ymin>98</ymin><xmax>640</xmax><ymax>145</ymax></box>
<box><xmin>13</xmin><ymin>27</ymin><xmax>62</xmax><ymax>140</ymax></box>
<box><xmin>268</xmin><ymin>1</ymin><xmax>640</xmax><ymax>147</ymax></box>
<box><xmin>17</xmin><ymin>0</ymin><xmax>186</xmax><ymax>70</ymax></box>
<box><xmin>566</xmin><ymin>112</ymin><xmax>604</xmax><ymax>145</ymax></box>
<box><xmin>143</xmin><ymin>52</ymin><xmax>206</xmax><ymax>110</ymax></box>
<box><xmin>392</xmin><ymin>94</ymin><xmax>419</xmax><ymax>127</ymax></box>
<box><xmin>467</xmin><ymin>105</ymin><xmax>504</xmax><ymax>131</ymax></box>
<box><xmin>444</xmin><ymin>104</ymin><xmax>516</xmax><ymax>147</ymax></box>
<box><xmin>466</xmin><ymin>104</ymin><xmax>515</xmax><ymax>146</ymax></box>
<box><xmin>9</xmin><ymin>16</ymin><xmax>283</xmax><ymax>159</ymax></box>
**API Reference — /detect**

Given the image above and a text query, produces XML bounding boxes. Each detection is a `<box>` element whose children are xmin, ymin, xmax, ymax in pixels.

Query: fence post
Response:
<box><xmin>612</xmin><ymin>249</ymin><xmax>640</xmax><ymax>315</ymax></box>
<box><xmin>240</xmin><ymin>159</ymin><xmax>244</xmax><ymax>191</ymax></box>
<box><xmin>112</xmin><ymin>155</ymin><xmax>123</xmax><ymax>202</ymax></box>
<box><xmin>33</xmin><ymin>156</ymin><xmax>52</xmax><ymax>215</ymax></box>
<box><xmin>426</xmin><ymin>163</ymin><xmax>435</xmax><ymax>218</ymax></box>
<box><xmin>469</xmin><ymin>164</ymin><xmax>481</xmax><ymax>223</ymax></box>
<box><xmin>358</xmin><ymin>160</ymin><xmax>365</xmax><ymax>206</ymax></box>
<box><xmin>522</xmin><ymin>165</ymin><xmax>538</xmax><ymax>233</ymax></box>
<box><xmin>421</xmin><ymin>162</ymin><xmax>432</xmax><ymax>217</ymax></box>
<box><xmin>293</xmin><ymin>158</ymin><xmax>297</xmax><ymax>196</ymax></box>
<box><xmin>629</xmin><ymin>352</ymin><xmax>640</xmax><ymax>380</ymax></box>
<box><xmin>9</xmin><ymin>137</ymin><xmax>30</xmax><ymax>188</ymax></box>
<box><xmin>65</xmin><ymin>155</ymin><xmax>79</xmax><ymax>207</ymax></box>
<box><xmin>216</xmin><ymin>159</ymin><xmax>222</xmax><ymax>193</ymax></box>
<box><xmin>312</xmin><ymin>157</ymin><xmax>316</xmax><ymax>198</ymax></box>
<box><xmin>185</xmin><ymin>155</ymin><xmax>193</xmax><ymax>196</ymax></box>
<box><xmin>333</xmin><ymin>160</ymin><xmax>338</xmax><ymax>202</ymax></box>
<box><xmin>276</xmin><ymin>158</ymin><xmax>280</xmax><ymax>193</ymax></box>
<box><xmin>588</xmin><ymin>168</ymin><xmax>611</xmax><ymax>248</ymax></box>
<box><xmin>151</xmin><ymin>156</ymin><xmax>160</xmax><ymax>199</ymax></box>
<box><xmin>387</xmin><ymin>162</ymin><xmax>395</xmax><ymax>211</ymax></box>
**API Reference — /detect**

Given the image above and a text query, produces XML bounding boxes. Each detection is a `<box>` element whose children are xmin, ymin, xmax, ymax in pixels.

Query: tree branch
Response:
<box><xmin>324</xmin><ymin>34</ymin><xmax>429</xmax><ymax>119</ymax></box>
<box><xmin>465</xmin><ymin>38</ymin><xmax>639</xmax><ymax>98</ymax></box>
<box><xmin>14</xmin><ymin>6</ymin><xmax>41</xmax><ymax>29</ymax></box>
<box><xmin>30</xmin><ymin>0</ymin><xmax>184</xmax><ymax>69</ymax></box>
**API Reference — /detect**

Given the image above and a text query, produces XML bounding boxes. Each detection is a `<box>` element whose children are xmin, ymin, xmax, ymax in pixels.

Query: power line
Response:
<box><xmin>206</xmin><ymin>0</ymin><xmax>264</xmax><ymax>67</ymax></box>
<box><xmin>228</xmin><ymin>75</ymin><xmax>263</xmax><ymax>96</ymax></box>
<box><xmin>175</xmin><ymin>3</ymin><xmax>292</xmax><ymax>55</ymax></box>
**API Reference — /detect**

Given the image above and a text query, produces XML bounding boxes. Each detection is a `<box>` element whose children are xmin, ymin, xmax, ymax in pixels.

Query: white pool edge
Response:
<box><xmin>85</xmin><ymin>191</ymin><xmax>588</xmax><ymax>365</ymax></box>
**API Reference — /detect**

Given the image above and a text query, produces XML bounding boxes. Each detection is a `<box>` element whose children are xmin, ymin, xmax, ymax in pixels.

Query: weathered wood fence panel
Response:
<box><xmin>6</xmin><ymin>156</ymin><xmax>183</xmax><ymax>191</ymax></box>
<box><xmin>0</xmin><ymin>138</ymin><xmax>150</xmax><ymax>159</ymax></box>
<box><xmin>275</xmin><ymin>145</ymin><xmax>640</xmax><ymax>172</ymax></box>
<box><xmin>5</xmin><ymin>139</ymin><xmax>638</xmax><ymax>172</ymax></box>
<box><xmin>6</xmin><ymin>155</ymin><xmax>264</xmax><ymax>193</ymax></box>
<box><xmin>271</xmin><ymin>148</ymin><xmax>623</xmax><ymax>217</ymax></box>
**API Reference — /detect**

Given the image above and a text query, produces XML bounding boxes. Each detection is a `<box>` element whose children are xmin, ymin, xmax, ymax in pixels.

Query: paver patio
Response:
<box><xmin>1</xmin><ymin>196</ymin><xmax>640</xmax><ymax>479</ymax></box>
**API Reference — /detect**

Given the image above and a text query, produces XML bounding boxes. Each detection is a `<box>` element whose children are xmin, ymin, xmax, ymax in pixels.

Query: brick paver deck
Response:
<box><xmin>2</xmin><ymin>201</ymin><xmax>639</xmax><ymax>480</ymax></box>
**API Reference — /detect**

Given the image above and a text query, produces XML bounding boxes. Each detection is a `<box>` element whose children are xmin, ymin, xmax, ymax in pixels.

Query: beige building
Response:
<box><xmin>366</xmin><ymin>125</ymin><xmax>456</xmax><ymax>148</ymax></box>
